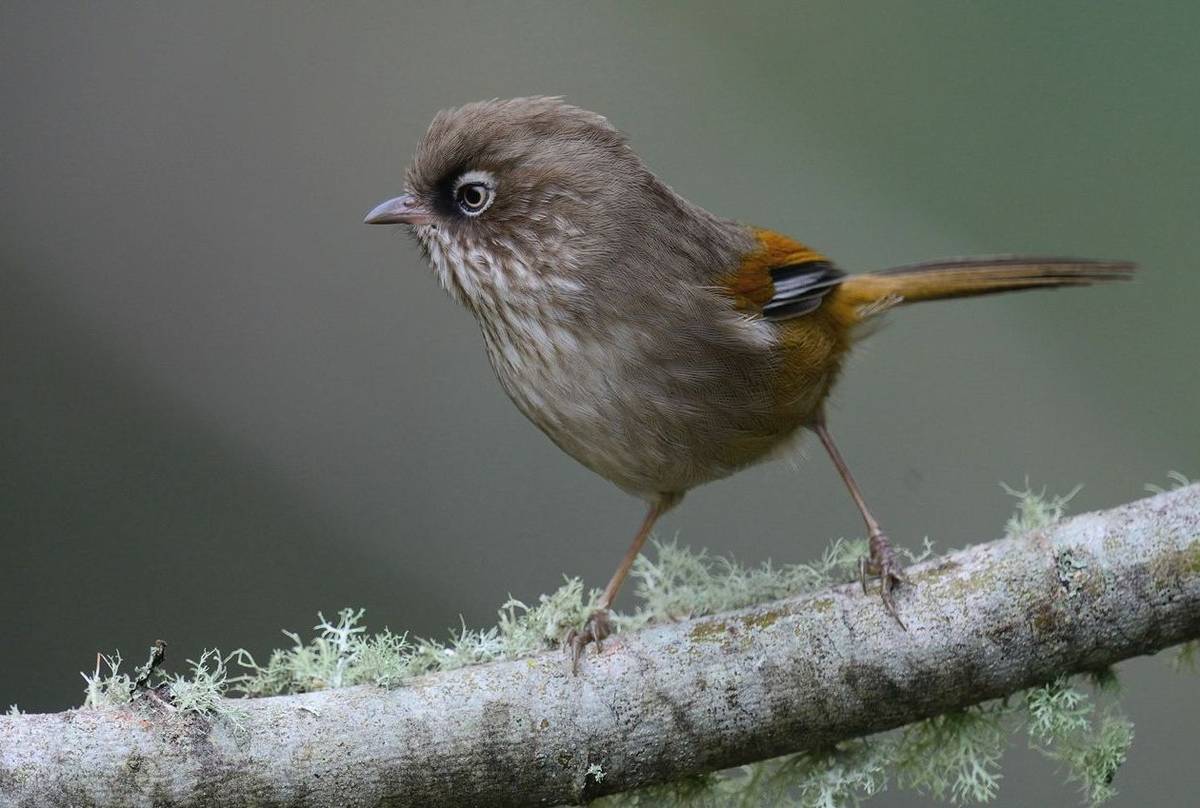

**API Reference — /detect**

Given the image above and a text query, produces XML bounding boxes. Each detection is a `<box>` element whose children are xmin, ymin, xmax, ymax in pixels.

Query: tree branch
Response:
<box><xmin>3</xmin><ymin>485</ymin><xmax>1198</xmax><ymax>807</ymax></box>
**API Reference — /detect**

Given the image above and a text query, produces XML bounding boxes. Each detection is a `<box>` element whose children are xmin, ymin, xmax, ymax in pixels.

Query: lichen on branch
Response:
<box><xmin>2</xmin><ymin>480</ymin><xmax>1197</xmax><ymax>808</ymax></box>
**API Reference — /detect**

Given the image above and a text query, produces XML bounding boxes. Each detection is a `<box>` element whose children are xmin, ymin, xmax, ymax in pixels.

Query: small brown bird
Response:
<box><xmin>365</xmin><ymin>97</ymin><xmax>1132</xmax><ymax>664</ymax></box>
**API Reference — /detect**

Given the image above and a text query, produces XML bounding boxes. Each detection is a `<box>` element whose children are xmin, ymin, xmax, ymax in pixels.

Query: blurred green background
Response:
<box><xmin>2</xmin><ymin>2</ymin><xmax>1197</xmax><ymax>804</ymax></box>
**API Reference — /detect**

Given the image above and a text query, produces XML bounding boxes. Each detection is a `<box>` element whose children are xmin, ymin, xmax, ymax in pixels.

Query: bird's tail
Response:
<box><xmin>833</xmin><ymin>256</ymin><xmax>1135</xmax><ymax>322</ymax></box>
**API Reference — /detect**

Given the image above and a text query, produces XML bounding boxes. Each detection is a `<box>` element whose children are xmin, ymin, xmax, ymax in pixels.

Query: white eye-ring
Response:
<box><xmin>453</xmin><ymin>170</ymin><xmax>496</xmax><ymax>216</ymax></box>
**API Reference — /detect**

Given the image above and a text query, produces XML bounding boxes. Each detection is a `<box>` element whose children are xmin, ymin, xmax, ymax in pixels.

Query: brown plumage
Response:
<box><xmin>365</xmin><ymin>97</ymin><xmax>1134</xmax><ymax>665</ymax></box>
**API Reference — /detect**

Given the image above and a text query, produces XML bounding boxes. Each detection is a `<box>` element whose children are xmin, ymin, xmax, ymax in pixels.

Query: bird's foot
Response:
<box><xmin>858</xmin><ymin>530</ymin><xmax>909</xmax><ymax>629</ymax></box>
<box><xmin>564</xmin><ymin>608</ymin><xmax>612</xmax><ymax>674</ymax></box>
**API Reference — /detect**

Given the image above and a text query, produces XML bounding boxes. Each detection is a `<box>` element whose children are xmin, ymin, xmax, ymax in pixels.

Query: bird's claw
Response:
<box><xmin>859</xmin><ymin>531</ymin><xmax>908</xmax><ymax>629</ymax></box>
<box><xmin>564</xmin><ymin>608</ymin><xmax>613</xmax><ymax>674</ymax></box>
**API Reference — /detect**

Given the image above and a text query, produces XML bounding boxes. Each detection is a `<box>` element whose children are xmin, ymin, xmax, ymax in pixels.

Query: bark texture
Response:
<box><xmin>2</xmin><ymin>485</ymin><xmax>1198</xmax><ymax>807</ymax></box>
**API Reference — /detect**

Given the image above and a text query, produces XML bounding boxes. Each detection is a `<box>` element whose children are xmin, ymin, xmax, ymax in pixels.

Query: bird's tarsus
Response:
<box><xmin>859</xmin><ymin>531</ymin><xmax>908</xmax><ymax>629</ymax></box>
<box><xmin>565</xmin><ymin>608</ymin><xmax>612</xmax><ymax>673</ymax></box>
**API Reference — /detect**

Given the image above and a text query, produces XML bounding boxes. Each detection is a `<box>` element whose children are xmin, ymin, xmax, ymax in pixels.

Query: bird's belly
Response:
<box><xmin>480</xmin><ymin>319</ymin><xmax>817</xmax><ymax>497</ymax></box>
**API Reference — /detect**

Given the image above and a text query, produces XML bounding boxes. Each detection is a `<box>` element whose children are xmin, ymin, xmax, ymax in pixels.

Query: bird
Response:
<box><xmin>364</xmin><ymin>96</ymin><xmax>1133</xmax><ymax>666</ymax></box>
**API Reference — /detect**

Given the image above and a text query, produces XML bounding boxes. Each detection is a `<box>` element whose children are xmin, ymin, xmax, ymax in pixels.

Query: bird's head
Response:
<box><xmin>365</xmin><ymin>97</ymin><xmax>649</xmax><ymax>309</ymax></box>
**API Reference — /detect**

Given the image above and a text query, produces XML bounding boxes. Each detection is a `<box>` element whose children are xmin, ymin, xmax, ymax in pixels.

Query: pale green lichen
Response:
<box><xmin>80</xmin><ymin>646</ymin><xmax>247</xmax><ymax>731</ymax></box>
<box><xmin>1027</xmin><ymin>677</ymin><xmax>1091</xmax><ymax>740</ymax></box>
<box><xmin>744</xmin><ymin>742</ymin><xmax>889</xmax><ymax>808</ymax></box>
<box><xmin>166</xmin><ymin>649</ymin><xmax>248</xmax><ymax>732</ymax></box>
<box><xmin>75</xmin><ymin>485</ymin><xmax>1160</xmax><ymax>805</ymax></box>
<box><xmin>620</xmin><ymin>535</ymin><xmax>931</xmax><ymax>632</ymax></box>
<box><xmin>604</xmin><ymin>678</ymin><xmax>1129</xmax><ymax>808</ymax></box>
<box><xmin>1001</xmin><ymin>480</ymin><xmax>1082</xmax><ymax>537</ymax></box>
<box><xmin>228</xmin><ymin>539</ymin><xmax>923</xmax><ymax>699</ymax></box>
<box><xmin>232</xmin><ymin>608</ymin><xmax>391</xmax><ymax>695</ymax></box>
<box><xmin>1145</xmin><ymin>470</ymin><xmax>1192</xmax><ymax>494</ymax></box>
<box><xmin>895</xmin><ymin>705</ymin><xmax>1008</xmax><ymax>802</ymax></box>
<box><xmin>607</xmin><ymin>741</ymin><xmax>890</xmax><ymax>808</ymax></box>
<box><xmin>81</xmin><ymin>652</ymin><xmax>136</xmax><ymax>709</ymax></box>
<box><xmin>5</xmin><ymin>704</ymin><xmax>22</xmax><ymax>716</ymax></box>
<box><xmin>1025</xmin><ymin>677</ymin><xmax>1134</xmax><ymax>805</ymax></box>
<box><xmin>594</xmin><ymin>774</ymin><xmax>718</xmax><ymax>807</ymax></box>
<box><xmin>232</xmin><ymin>581</ymin><xmax>602</xmax><ymax>697</ymax></box>
<box><xmin>590</xmin><ymin>739</ymin><xmax>883</xmax><ymax>806</ymax></box>
<box><xmin>1071</xmin><ymin>718</ymin><xmax>1134</xmax><ymax>805</ymax></box>
<box><xmin>624</xmin><ymin>537</ymin><xmax>861</xmax><ymax>624</ymax></box>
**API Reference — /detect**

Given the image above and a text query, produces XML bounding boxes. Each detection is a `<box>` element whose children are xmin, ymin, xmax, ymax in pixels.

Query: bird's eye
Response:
<box><xmin>455</xmin><ymin>181</ymin><xmax>494</xmax><ymax>216</ymax></box>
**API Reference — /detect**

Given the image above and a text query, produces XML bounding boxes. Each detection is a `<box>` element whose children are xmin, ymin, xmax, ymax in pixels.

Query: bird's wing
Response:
<box><xmin>759</xmin><ymin>260</ymin><xmax>846</xmax><ymax>320</ymax></box>
<box><xmin>720</xmin><ymin>228</ymin><xmax>845</xmax><ymax>321</ymax></box>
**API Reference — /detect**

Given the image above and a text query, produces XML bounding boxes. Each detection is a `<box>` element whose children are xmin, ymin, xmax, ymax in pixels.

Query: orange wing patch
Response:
<box><xmin>720</xmin><ymin>229</ymin><xmax>855</xmax><ymax>417</ymax></box>
<box><xmin>722</xmin><ymin>228</ymin><xmax>833</xmax><ymax>314</ymax></box>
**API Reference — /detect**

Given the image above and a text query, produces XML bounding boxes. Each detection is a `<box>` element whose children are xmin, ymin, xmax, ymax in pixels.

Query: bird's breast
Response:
<box><xmin>472</xmin><ymin>292</ymin><xmax>832</xmax><ymax>498</ymax></box>
<box><xmin>477</xmin><ymin>307</ymin><xmax>639</xmax><ymax>456</ymax></box>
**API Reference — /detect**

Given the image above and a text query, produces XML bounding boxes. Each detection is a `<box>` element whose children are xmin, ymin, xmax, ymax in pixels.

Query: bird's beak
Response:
<box><xmin>363</xmin><ymin>193</ymin><xmax>434</xmax><ymax>226</ymax></box>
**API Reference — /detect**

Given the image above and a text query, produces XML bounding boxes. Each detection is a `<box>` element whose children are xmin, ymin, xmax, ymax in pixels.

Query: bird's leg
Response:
<box><xmin>566</xmin><ymin>499</ymin><xmax>668</xmax><ymax>671</ymax></box>
<box><xmin>813</xmin><ymin>420</ymin><xmax>908</xmax><ymax>628</ymax></box>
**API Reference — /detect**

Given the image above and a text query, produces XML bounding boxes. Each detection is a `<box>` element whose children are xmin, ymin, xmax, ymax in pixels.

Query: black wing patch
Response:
<box><xmin>762</xmin><ymin>260</ymin><xmax>846</xmax><ymax>321</ymax></box>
